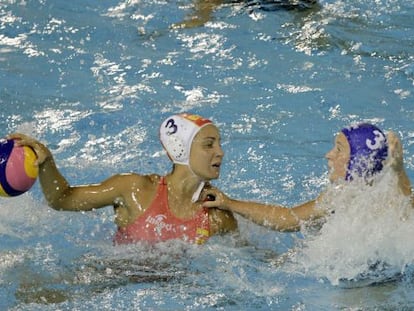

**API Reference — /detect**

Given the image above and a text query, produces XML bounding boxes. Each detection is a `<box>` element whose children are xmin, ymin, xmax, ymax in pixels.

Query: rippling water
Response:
<box><xmin>1</xmin><ymin>0</ymin><xmax>414</xmax><ymax>309</ymax></box>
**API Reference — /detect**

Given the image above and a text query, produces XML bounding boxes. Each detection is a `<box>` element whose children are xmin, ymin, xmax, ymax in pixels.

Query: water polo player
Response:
<box><xmin>202</xmin><ymin>123</ymin><xmax>413</xmax><ymax>229</ymax></box>
<box><xmin>326</xmin><ymin>123</ymin><xmax>411</xmax><ymax>195</ymax></box>
<box><xmin>10</xmin><ymin>113</ymin><xmax>237</xmax><ymax>244</ymax></box>
<box><xmin>331</xmin><ymin>123</ymin><xmax>388</xmax><ymax>182</ymax></box>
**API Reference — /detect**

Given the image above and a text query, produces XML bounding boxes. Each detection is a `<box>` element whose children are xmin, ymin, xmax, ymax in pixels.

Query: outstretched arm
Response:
<box><xmin>202</xmin><ymin>188</ymin><xmax>326</xmax><ymax>231</ymax></box>
<box><xmin>8</xmin><ymin>133</ymin><xmax>123</xmax><ymax>211</ymax></box>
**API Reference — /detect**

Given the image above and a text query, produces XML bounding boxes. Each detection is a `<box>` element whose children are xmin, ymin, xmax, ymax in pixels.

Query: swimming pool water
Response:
<box><xmin>1</xmin><ymin>0</ymin><xmax>414</xmax><ymax>309</ymax></box>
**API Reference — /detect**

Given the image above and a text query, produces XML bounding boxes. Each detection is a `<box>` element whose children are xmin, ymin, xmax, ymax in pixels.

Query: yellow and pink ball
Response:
<box><xmin>0</xmin><ymin>139</ymin><xmax>38</xmax><ymax>197</ymax></box>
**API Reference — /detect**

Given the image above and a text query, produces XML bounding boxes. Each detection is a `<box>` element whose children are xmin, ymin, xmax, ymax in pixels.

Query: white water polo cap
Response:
<box><xmin>160</xmin><ymin>113</ymin><xmax>213</xmax><ymax>165</ymax></box>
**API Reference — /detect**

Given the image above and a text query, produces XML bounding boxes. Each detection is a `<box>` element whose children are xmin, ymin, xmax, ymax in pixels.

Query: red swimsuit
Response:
<box><xmin>114</xmin><ymin>177</ymin><xmax>210</xmax><ymax>245</ymax></box>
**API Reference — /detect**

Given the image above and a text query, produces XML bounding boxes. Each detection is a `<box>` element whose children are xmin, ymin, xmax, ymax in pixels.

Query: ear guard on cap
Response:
<box><xmin>162</xmin><ymin>131</ymin><xmax>187</xmax><ymax>163</ymax></box>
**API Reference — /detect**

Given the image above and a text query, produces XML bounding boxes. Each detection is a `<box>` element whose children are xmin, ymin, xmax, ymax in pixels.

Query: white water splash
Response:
<box><xmin>290</xmin><ymin>167</ymin><xmax>414</xmax><ymax>286</ymax></box>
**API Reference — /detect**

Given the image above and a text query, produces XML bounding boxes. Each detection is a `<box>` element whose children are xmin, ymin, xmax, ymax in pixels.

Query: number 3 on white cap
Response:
<box><xmin>165</xmin><ymin>119</ymin><xmax>178</xmax><ymax>135</ymax></box>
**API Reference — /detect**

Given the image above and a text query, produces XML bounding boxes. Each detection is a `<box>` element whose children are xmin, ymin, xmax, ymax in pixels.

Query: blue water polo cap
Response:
<box><xmin>341</xmin><ymin>123</ymin><xmax>388</xmax><ymax>180</ymax></box>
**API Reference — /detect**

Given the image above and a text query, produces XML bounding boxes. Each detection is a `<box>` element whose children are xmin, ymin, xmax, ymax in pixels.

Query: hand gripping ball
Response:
<box><xmin>0</xmin><ymin>139</ymin><xmax>39</xmax><ymax>197</ymax></box>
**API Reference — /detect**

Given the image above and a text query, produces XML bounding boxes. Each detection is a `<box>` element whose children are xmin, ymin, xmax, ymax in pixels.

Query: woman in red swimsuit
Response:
<box><xmin>10</xmin><ymin>113</ymin><xmax>319</xmax><ymax>244</ymax></box>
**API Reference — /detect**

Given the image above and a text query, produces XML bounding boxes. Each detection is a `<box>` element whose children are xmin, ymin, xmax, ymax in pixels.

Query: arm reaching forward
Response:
<box><xmin>202</xmin><ymin>188</ymin><xmax>326</xmax><ymax>231</ymax></box>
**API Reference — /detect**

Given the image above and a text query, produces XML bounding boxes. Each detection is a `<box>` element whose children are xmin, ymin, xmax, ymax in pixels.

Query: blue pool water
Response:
<box><xmin>1</xmin><ymin>0</ymin><xmax>414</xmax><ymax>309</ymax></box>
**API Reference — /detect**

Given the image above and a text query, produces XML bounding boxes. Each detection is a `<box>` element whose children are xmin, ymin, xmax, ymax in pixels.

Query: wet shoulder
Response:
<box><xmin>110</xmin><ymin>173</ymin><xmax>162</xmax><ymax>192</ymax></box>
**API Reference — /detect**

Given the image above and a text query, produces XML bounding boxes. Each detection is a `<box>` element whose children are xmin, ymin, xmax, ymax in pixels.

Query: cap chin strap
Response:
<box><xmin>191</xmin><ymin>181</ymin><xmax>205</xmax><ymax>203</ymax></box>
<box><xmin>186</xmin><ymin>163</ymin><xmax>206</xmax><ymax>203</ymax></box>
